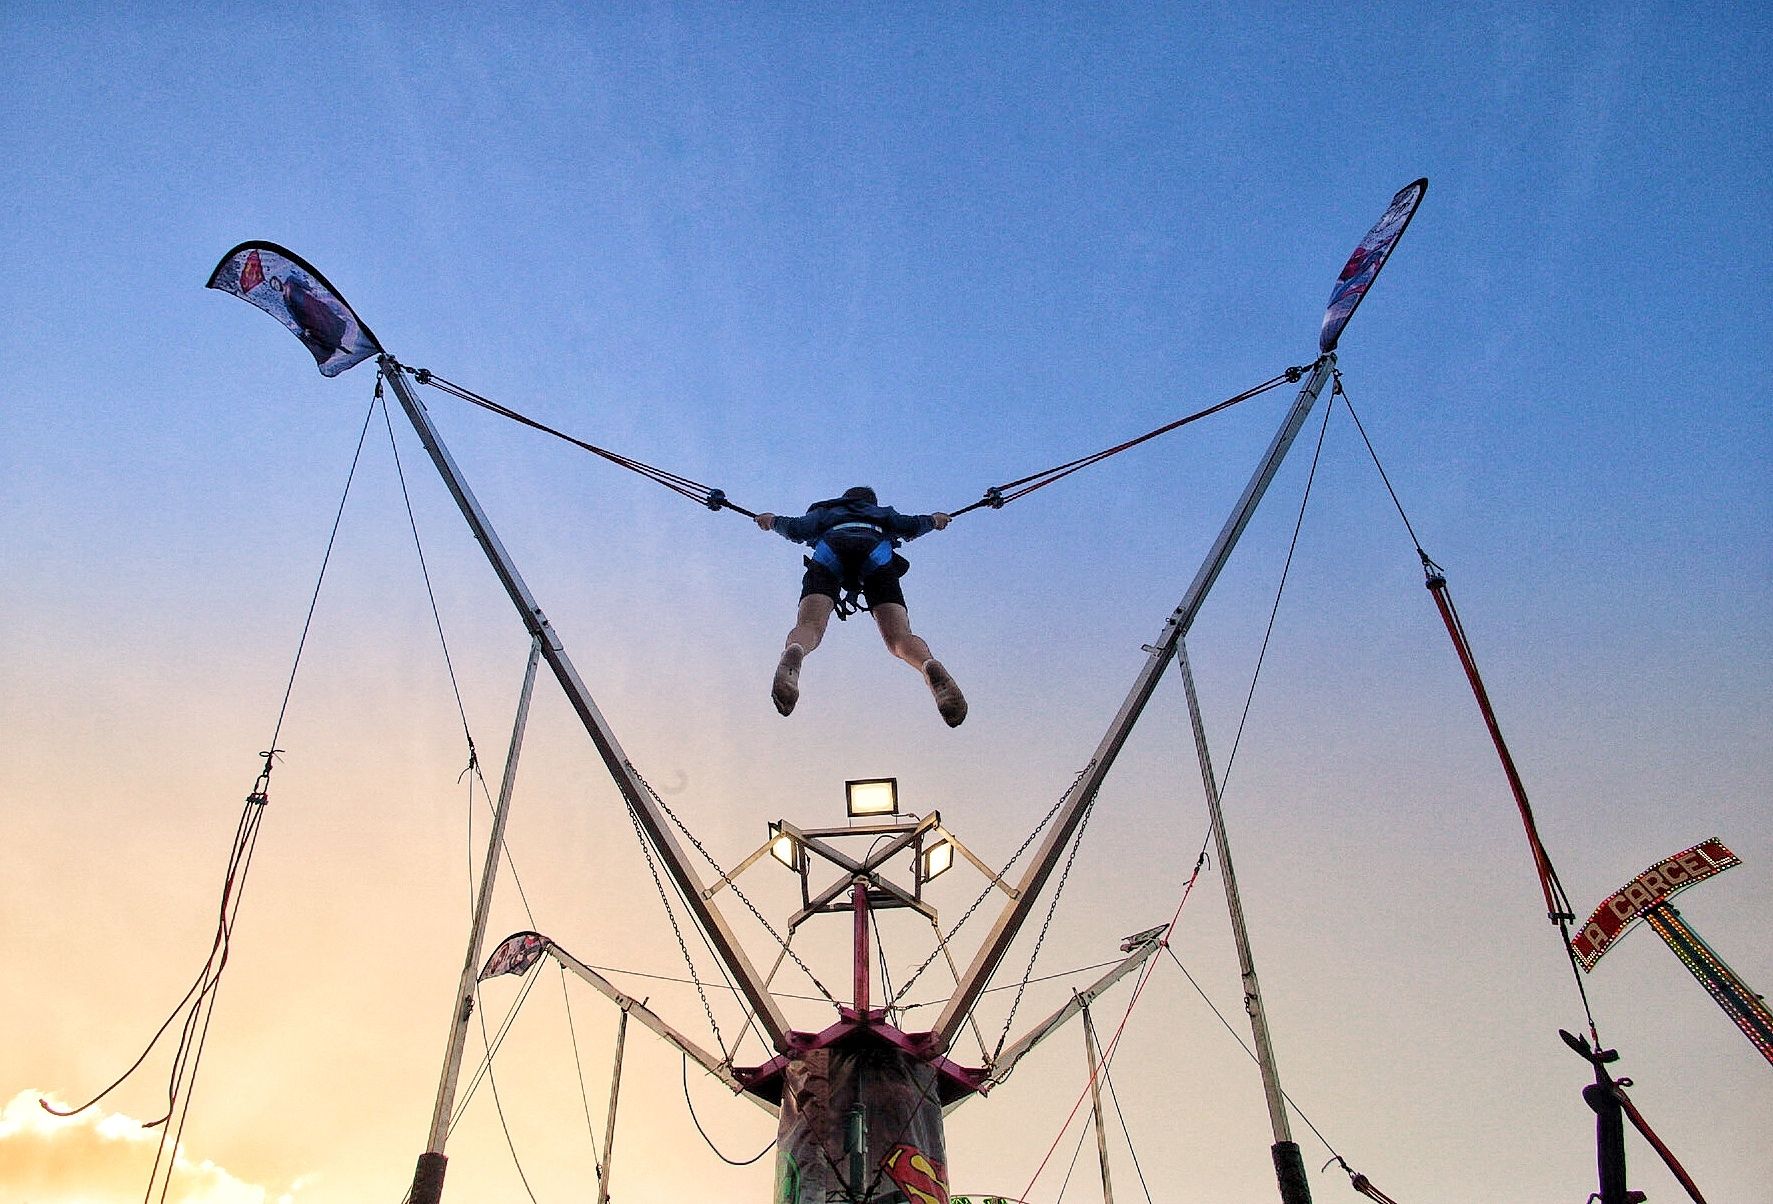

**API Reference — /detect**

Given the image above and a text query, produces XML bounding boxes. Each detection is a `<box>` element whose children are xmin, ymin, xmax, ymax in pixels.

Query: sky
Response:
<box><xmin>2</xmin><ymin>4</ymin><xmax>1769</xmax><ymax>1203</ymax></box>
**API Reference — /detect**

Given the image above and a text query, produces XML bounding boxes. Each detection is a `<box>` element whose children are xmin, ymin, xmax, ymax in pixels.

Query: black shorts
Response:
<box><xmin>800</xmin><ymin>554</ymin><xmax>910</xmax><ymax>609</ymax></box>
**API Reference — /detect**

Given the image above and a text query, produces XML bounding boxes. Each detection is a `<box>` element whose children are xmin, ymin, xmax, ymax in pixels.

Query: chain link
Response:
<box><xmin>623</xmin><ymin>803</ymin><xmax>728</xmax><ymax>1061</ymax></box>
<box><xmin>891</xmin><ymin>762</ymin><xmax>1096</xmax><ymax>1004</ymax></box>
<box><xmin>634</xmin><ymin>770</ymin><xmax>839</xmax><ymax>1006</ymax></box>
<box><xmin>992</xmin><ymin>798</ymin><xmax>1095</xmax><ymax>1061</ymax></box>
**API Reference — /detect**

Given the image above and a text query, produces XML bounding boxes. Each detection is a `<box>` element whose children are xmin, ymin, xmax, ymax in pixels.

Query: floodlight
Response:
<box><xmin>919</xmin><ymin>838</ymin><xmax>955</xmax><ymax>883</ymax></box>
<box><xmin>768</xmin><ymin>823</ymin><xmax>802</xmax><ymax>872</ymax></box>
<box><xmin>845</xmin><ymin>778</ymin><xmax>899</xmax><ymax>819</ymax></box>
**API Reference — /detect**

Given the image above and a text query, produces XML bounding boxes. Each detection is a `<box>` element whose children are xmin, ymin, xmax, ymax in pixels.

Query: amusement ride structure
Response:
<box><xmin>41</xmin><ymin>179</ymin><xmax>1764</xmax><ymax>1204</ymax></box>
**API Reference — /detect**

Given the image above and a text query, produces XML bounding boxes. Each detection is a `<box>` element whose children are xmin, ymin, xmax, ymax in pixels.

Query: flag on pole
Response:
<box><xmin>207</xmin><ymin>241</ymin><xmax>382</xmax><ymax>377</ymax></box>
<box><xmin>1319</xmin><ymin>178</ymin><xmax>1427</xmax><ymax>353</ymax></box>
<box><xmin>478</xmin><ymin>931</ymin><xmax>550</xmax><ymax>981</ymax></box>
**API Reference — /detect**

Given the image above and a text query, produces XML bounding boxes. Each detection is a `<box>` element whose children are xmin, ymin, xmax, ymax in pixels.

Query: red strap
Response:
<box><xmin>1615</xmin><ymin>1085</ymin><xmax>1709</xmax><ymax>1203</ymax></box>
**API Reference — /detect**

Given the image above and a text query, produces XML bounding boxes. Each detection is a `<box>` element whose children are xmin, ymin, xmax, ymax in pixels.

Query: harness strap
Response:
<box><xmin>809</xmin><ymin>536</ymin><xmax>894</xmax><ymax>620</ymax></box>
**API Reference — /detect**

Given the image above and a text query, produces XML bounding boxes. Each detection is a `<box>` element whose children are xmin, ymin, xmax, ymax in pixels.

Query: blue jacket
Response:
<box><xmin>772</xmin><ymin>498</ymin><xmax>936</xmax><ymax>547</ymax></box>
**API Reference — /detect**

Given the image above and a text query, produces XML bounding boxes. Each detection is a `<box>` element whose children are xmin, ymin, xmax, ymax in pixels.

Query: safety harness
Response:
<box><xmin>807</xmin><ymin>521</ymin><xmax>900</xmax><ymax>619</ymax></box>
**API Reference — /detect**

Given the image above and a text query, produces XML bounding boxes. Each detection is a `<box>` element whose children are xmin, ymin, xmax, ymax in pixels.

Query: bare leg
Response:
<box><xmin>786</xmin><ymin>594</ymin><xmax>837</xmax><ymax>655</ymax></box>
<box><xmin>869</xmin><ymin>603</ymin><xmax>933</xmax><ymax>669</ymax></box>
<box><xmin>773</xmin><ymin>595</ymin><xmax>836</xmax><ymax>716</ymax></box>
<box><xmin>873</xmin><ymin>603</ymin><xmax>966</xmax><ymax>727</ymax></box>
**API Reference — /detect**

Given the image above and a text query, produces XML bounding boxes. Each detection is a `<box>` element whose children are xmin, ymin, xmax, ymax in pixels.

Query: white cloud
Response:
<box><xmin>0</xmin><ymin>1090</ymin><xmax>304</xmax><ymax>1204</ymax></box>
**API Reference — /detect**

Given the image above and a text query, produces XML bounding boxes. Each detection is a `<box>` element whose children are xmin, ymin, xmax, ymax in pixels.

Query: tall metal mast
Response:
<box><xmin>380</xmin><ymin>358</ymin><xmax>791</xmax><ymax>1050</ymax></box>
<box><xmin>934</xmin><ymin>353</ymin><xmax>1336</xmax><ymax>1048</ymax></box>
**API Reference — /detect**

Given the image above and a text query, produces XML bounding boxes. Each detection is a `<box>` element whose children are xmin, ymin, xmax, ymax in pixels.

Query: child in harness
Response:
<box><xmin>754</xmin><ymin>486</ymin><xmax>966</xmax><ymax>727</ymax></box>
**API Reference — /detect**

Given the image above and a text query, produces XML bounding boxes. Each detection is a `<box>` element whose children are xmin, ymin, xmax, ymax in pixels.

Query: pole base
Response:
<box><xmin>410</xmin><ymin>1151</ymin><xmax>448</xmax><ymax>1204</ymax></box>
<box><xmin>1272</xmin><ymin>1140</ymin><xmax>1312</xmax><ymax>1204</ymax></box>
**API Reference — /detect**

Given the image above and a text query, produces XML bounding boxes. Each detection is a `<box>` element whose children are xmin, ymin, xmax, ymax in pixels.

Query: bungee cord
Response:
<box><xmin>399</xmin><ymin>360</ymin><xmax>1308</xmax><ymax>526</ymax></box>
<box><xmin>948</xmin><ymin>363</ymin><xmax>1313</xmax><ymax>516</ymax></box>
<box><xmin>403</xmin><ymin>365</ymin><xmax>757</xmax><ymax>517</ymax></box>
<box><xmin>1335</xmin><ymin>376</ymin><xmax>1602</xmax><ymax>1038</ymax></box>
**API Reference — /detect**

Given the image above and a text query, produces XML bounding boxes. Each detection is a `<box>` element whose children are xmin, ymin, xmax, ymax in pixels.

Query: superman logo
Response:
<box><xmin>880</xmin><ymin>1143</ymin><xmax>949</xmax><ymax>1204</ymax></box>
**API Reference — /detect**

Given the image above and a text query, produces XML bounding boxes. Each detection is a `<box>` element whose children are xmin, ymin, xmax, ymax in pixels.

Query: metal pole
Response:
<box><xmin>598</xmin><ymin>1008</ymin><xmax>630</xmax><ymax>1204</ymax></box>
<box><xmin>1081</xmin><ymin>1002</ymin><xmax>1115</xmax><ymax>1204</ymax></box>
<box><xmin>409</xmin><ymin>637</ymin><xmax>542</xmax><ymax>1204</ymax></box>
<box><xmin>853</xmin><ymin>880</ymin><xmax>871</xmax><ymax>1014</ymax></box>
<box><xmin>976</xmin><ymin>926</ymin><xmax>1166</xmax><ymax>1097</ymax></box>
<box><xmin>1644</xmin><ymin>903</ymin><xmax>1773</xmax><ymax>1065</ymax></box>
<box><xmin>1177</xmin><ymin>642</ymin><xmax>1310</xmax><ymax>1203</ymax></box>
<box><xmin>937</xmin><ymin>354</ymin><xmax>1336</xmax><ymax>1050</ymax></box>
<box><xmin>1583</xmin><ymin>1075</ymin><xmax>1630</xmax><ymax>1204</ymax></box>
<box><xmin>380</xmin><ymin>358</ymin><xmax>791</xmax><ymax>1049</ymax></box>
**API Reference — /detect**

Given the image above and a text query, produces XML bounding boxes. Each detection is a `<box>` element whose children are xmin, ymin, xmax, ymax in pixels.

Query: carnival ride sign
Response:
<box><xmin>1571</xmin><ymin>839</ymin><xmax>1739</xmax><ymax>970</ymax></box>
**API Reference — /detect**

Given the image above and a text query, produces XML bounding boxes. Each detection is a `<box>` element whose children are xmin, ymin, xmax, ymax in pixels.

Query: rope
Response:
<box><xmin>1017</xmin><ymin>845</ymin><xmax>1210</xmax><ymax>1201</ymax></box>
<box><xmin>473</xmin><ymin>973</ymin><xmax>543</xmax><ymax>1204</ymax></box>
<box><xmin>555</xmin><ymin>959</ymin><xmax>833</xmax><ymax>1006</ymax></box>
<box><xmin>1094</xmin><ymin>1016</ymin><xmax>1156</xmax><ymax>1204</ymax></box>
<box><xmin>380</xmin><ymin>382</ymin><xmax>478</xmax><ymax>767</ymax></box>
<box><xmin>1198</xmin><ymin>385</ymin><xmax>1336</xmax><ymax>809</ymax></box>
<box><xmin>404</xmin><ymin>365</ymin><xmax>756</xmax><ymax>517</ymax></box>
<box><xmin>680</xmin><ymin>1054</ymin><xmax>775</xmax><ymax>1167</ymax></box>
<box><xmin>1336</xmin><ymin>375</ymin><xmax>1725</xmax><ymax>1200</ymax></box>
<box><xmin>1163</xmin><ymin>942</ymin><xmax>1383</xmax><ymax>1197</ymax></box>
<box><xmin>42</xmin><ymin>392</ymin><xmax>381</xmax><ymax>1204</ymax></box>
<box><xmin>448</xmin><ymin>962</ymin><xmax>543</xmax><ymax>1133</ymax></box>
<box><xmin>949</xmin><ymin>365</ymin><xmax>1309</xmax><ymax>516</ymax></box>
<box><xmin>894</xmin><ymin>957</ymin><xmax>1129</xmax><ymax>1013</ymax></box>
<box><xmin>559</xmin><ymin>964</ymin><xmax>606</xmax><ymax>1180</ymax></box>
<box><xmin>1051</xmin><ymin>1095</ymin><xmax>1101</xmax><ymax>1203</ymax></box>
<box><xmin>1336</xmin><ymin>380</ymin><xmax>1605</xmax><ymax>1046</ymax></box>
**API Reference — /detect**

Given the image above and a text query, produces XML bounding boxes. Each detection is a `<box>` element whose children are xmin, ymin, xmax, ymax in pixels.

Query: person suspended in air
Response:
<box><xmin>754</xmin><ymin>486</ymin><xmax>967</xmax><ymax>727</ymax></box>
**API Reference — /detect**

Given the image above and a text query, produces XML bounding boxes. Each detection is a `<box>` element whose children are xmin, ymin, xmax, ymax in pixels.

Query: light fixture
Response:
<box><xmin>845</xmin><ymin>777</ymin><xmax>899</xmax><ymax>819</ymax></box>
<box><xmin>768</xmin><ymin>822</ymin><xmax>802</xmax><ymax>872</ymax></box>
<box><xmin>918</xmin><ymin>838</ymin><xmax>954</xmax><ymax>883</ymax></box>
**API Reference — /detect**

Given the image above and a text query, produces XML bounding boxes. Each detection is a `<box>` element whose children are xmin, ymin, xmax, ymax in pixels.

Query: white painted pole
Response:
<box><xmin>410</xmin><ymin>637</ymin><xmax>542</xmax><ymax>1204</ymax></box>
<box><xmin>1177</xmin><ymin>641</ymin><xmax>1310</xmax><ymax>1204</ymax></box>
<box><xmin>598</xmin><ymin>1009</ymin><xmax>630</xmax><ymax>1204</ymax></box>
<box><xmin>1082</xmin><ymin>1002</ymin><xmax>1115</xmax><ymax>1204</ymax></box>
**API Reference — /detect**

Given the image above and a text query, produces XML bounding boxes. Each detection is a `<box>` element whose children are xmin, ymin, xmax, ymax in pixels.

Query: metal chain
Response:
<box><xmin>992</xmin><ymin>798</ymin><xmax>1095</xmax><ymax>1061</ymax></box>
<box><xmin>623</xmin><ymin>803</ymin><xmax>728</xmax><ymax>1060</ymax></box>
<box><xmin>634</xmin><ymin>772</ymin><xmax>839</xmax><ymax>1006</ymax></box>
<box><xmin>891</xmin><ymin>762</ymin><xmax>1096</xmax><ymax>1004</ymax></box>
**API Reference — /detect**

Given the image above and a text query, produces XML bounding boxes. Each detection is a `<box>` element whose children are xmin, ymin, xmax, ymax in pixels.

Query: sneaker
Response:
<box><xmin>923</xmin><ymin>660</ymin><xmax>967</xmax><ymax>727</ymax></box>
<box><xmin>772</xmin><ymin>645</ymin><xmax>805</xmax><ymax>716</ymax></box>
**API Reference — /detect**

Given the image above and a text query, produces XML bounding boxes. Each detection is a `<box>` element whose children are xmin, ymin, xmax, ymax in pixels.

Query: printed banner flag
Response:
<box><xmin>207</xmin><ymin>242</ymin><xmax>382</xmax><ymax>376</ymax></box>
<box><xmin>478</xmin><ymin>931</ymin><xmax>551</xmax><ymax>981</ymax></box>
<box><xmin>1319</xmin><ymin>178</ymin><xmax>1427</xmax><ymax>353</ymax></box>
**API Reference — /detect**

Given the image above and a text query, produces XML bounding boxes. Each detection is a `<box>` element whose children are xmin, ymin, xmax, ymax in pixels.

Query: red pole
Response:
<box><xmin>852</xmin><ymin>880</ymin><xmax>870</xmax><ymax>1015</ymax></box>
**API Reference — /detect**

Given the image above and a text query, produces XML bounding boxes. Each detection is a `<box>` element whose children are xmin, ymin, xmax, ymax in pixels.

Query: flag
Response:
<box><xmin>1319</xmin><ymin>178</ymin><xmax>1427</xmax><ymax>353</ymax></box>
<box><xmin>478</xmin><ymin>931</ymin><xmax>550</xmax><ymax>981</ymax></box>
<box><xmin>207</xmin><ymin>241</ymin><xmax>382</xmax><ymax>377</ymax></box>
